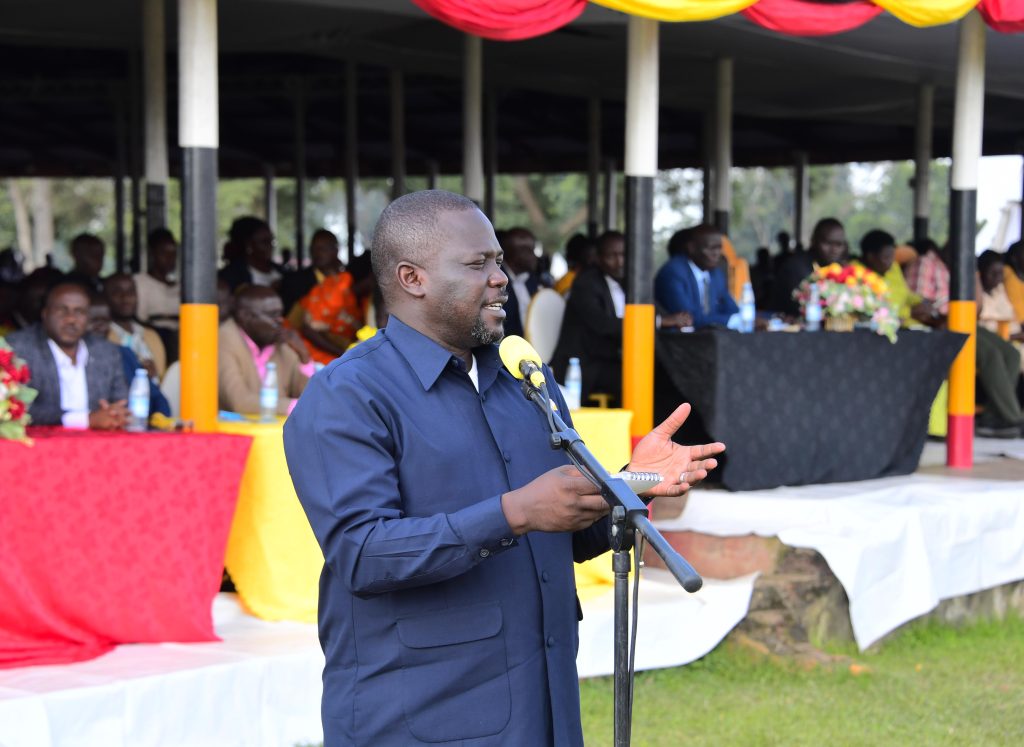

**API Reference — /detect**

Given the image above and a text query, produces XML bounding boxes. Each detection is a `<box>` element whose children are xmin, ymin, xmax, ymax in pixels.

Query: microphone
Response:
<box><xmin>498</xmin><ymin>335</ymin><xmax>546</xmax><ymax>389</ymax></box>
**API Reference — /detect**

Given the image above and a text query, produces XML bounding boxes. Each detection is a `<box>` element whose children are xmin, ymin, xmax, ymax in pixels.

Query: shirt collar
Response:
<box><xmin>384</xmin><ymin>315</ymin><xmax>505</xmax><ymax>393</ymax></box>
<box><xmin>47</xmin><ymin>337</ymin><xmax>89</xmax><ymax>369</ymax></box>
<box><xmin>687</xmin><ymin>259</ymin><xmax>710</xmax><ymax>281</ymax></box>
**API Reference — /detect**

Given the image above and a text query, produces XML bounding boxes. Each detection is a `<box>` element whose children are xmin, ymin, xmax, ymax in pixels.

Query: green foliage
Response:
<box><xmin>580</xmin><ymin>614</ymin><xmax>1024</xmax><ymax>746</ymax></box>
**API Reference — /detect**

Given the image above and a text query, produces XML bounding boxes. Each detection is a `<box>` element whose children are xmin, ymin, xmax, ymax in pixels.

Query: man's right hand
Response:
<box><xmin>500</xmin><ymin>466</ymin><xmax>609</xmax><ymax>535</ymax></box>
<box><xmin>90</xmin><ymin>399</ymin><xmax>129</xmax><ymax>430</ymax></box>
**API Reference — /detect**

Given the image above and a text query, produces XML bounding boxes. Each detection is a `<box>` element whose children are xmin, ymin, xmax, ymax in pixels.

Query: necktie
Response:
<box><xmin>702</xmin><ymin>275</ymin><xmax>711</xmax><ymax>314</ymax></box>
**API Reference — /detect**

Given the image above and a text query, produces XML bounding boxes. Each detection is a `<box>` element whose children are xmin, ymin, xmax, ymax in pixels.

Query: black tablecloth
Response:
<box><xmin>655</xmin><ymin>329</ymin><xmax>966</xmax><ymax>491</ymax></box>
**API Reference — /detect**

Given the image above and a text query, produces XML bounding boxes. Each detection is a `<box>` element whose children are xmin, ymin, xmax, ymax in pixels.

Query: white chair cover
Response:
<box><xmin>524</xmin><ymin>288</ymin><xmax>566</xmax><ymax>364</ymax></box>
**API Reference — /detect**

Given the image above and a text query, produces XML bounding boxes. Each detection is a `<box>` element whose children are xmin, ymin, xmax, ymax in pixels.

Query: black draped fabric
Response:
<box><xmin>656</xmin><ymin>329</ymin><xmax>966</xmax><ymax>491</ymax></box>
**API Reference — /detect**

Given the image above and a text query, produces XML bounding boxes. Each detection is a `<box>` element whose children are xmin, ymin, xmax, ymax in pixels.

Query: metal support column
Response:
<box><xmin>588</xmin><ymin>97</ymin><xmax>601</xmax><ymax>239</ymax></box>
<box><xmin>144</xmin><ymin>0</ymin><xmax>169</xmax><ymax>234</ymax></box>
<box><xmin>947</xmin><ymin>12</ymin><xmax>986</xmax><ymax>469</ymax></box>
<box><xmin>914</xmin><ymin>84</ymin><xmax>935</xmax><ymax>243</ymax></box>
<box><xmin>463</xmin><ymin>34</ymin><xmax>484</xmax><ymax>205</ymax></box>
<box><xmin>714</xmin><ymin>58</ymin><xmax>733</xmax><ymax>236</ymax></box>
<box><xmin>178</xmin><ymin>0</ymin><xmax>219</xmax><ymax>432</ymax></box>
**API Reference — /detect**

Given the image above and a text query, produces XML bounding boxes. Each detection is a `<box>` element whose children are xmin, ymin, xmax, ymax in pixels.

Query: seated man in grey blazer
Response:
<box><xmin>6</xmin><ymin>282</ymin><xmax>128</xmax><ymax>429</ymax></box>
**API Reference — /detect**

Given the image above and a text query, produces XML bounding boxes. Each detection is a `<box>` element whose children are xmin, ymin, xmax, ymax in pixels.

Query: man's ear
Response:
<box><xmin>395</xmin><ymin>261</ymin><xmax>427</xmax><ymax>299</ymax></box>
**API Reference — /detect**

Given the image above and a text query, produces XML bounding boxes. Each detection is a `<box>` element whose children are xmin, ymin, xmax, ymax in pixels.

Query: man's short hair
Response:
<box><xmin>860</xmin><ymin>229</ymin><xmax>896</xmax><ymax>257</ymax></box>
<box><xmin>370</xmin><ymin>190</ymin><xmax>479</xmax><ymax>300</ymax></box>
<box><xmin>977</xmin><ymin>249</ymin><xmax>1003</xmax><ymax>274</ymax></box>
<box><xmin>596</xmin><ymin>230</ymin><xmax>624</xmax><ymax>256</ymax></box>
<box><xmin>228</xmin><ymin>216</ymin><xmax>269</xmax><ymax>247</ymax></box>
<box><xmin>666</xmin><ymin>228</ymin><xmax>693</xmax><ymax>258</ymax></box>
<box><xmin>810</xmin><ymin>218</ymin><xmax>843</xmax><ymax>241</ymax></box>
<box><xmin>147</xmin><ymin>227</ymin><xmax>177</xmax><ymax>249</ymax></box>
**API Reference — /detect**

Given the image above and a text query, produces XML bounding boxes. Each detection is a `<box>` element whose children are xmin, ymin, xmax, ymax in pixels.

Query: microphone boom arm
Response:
<box><xmin>520</xmin><ymin>381</ymin><xmax>702</xmax><ymax>593</ymax></box>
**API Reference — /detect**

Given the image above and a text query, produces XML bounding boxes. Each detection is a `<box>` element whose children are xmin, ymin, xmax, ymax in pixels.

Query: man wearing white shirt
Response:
<box><xmin>6</xmin><ymin>283</ymin><xmax>128</xmax><ymax>429</ymax></box>
<box><xmin>499</xmin><ymin>227</ymin><xmax>540</xmax><ymax>338</ymax></box>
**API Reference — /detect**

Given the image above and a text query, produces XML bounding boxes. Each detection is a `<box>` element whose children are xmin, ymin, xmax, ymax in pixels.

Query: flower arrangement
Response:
<box><xmin>794</xmin><ymin>263</ymin><xmax>899</xmax><ymax>343</ymax></box>
<box><xmin>0</xmin><ymin>338</ymin><xmax>38</xmax><ymax>441</ymax></box>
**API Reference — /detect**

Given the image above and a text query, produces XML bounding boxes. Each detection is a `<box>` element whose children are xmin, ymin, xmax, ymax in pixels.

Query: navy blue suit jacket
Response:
<box><xmin>654</xmin><ymin>255</ymin><xmax>738</xmax><ymax>328</ymax></box>
<box><xmin>283</xmin><ymin>317</ymin><xmax>609</xmax><ymax>746</ymax></box>
<box><xmin>501</xmin><ymin>267</ymin><xmax>540</xmax><ymax>339</ymax></box>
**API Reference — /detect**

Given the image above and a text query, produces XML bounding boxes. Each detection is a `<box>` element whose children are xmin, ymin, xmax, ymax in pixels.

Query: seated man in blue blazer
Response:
<box><xmin>655</xmin><ymin>224</ymin><xmax>740</xmax><ymax>330</ymax></box>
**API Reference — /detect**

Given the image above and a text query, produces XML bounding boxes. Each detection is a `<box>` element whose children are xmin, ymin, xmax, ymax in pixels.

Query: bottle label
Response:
<box><xmin>260</xmin><ymin>387</ymin><xmax>278</xmax><ymax>410</ymax></box>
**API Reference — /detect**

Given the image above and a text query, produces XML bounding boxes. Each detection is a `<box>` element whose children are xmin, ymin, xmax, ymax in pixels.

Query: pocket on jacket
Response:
<box><xmin>396</xmin><ymin>602</ymin><xmax>511</xmax><ymax>742</ymax></box>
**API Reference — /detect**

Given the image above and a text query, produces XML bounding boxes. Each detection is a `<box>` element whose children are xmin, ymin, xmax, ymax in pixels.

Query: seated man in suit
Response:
<box><xmin>771</xmin><ymin>217</ymin><xmax>848</xmax><ymax>316</ymax></box>
<box><xmin>552</xmin><ymin>232</ymin><xmax>690</xmax><ymax>407</ymax></box>
<box><xmin>218</xmin><ymin>285</ymin><xmax>311</xmax><ymax>415</ymax></box>
<box><xmin>104</xmin><ymin>273</ymin><xmax>168</xmax><ymax>380</ymax></box>
<box><xmin>499</xmin><ymin>227</ymin><xmax>540</xmax><ymax>338</ymax></box>
<box><xmin>655</xmin><ymin>224</ymin><xmax>739</xmax><ymax>329</ymax></box>
<box><xmin>6</xmin><ymin>282</ymin><xmax>128</xmax><ymax>429</ymax></box>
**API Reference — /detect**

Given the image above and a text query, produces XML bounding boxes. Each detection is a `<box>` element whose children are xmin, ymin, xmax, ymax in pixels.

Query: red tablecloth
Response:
<box><xmin>0</xmin><ymin>428</ymin><xmax>252</xmax><ymax>669</ymax></box>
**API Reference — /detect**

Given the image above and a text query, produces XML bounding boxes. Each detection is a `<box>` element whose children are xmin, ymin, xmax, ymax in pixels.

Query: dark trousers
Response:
<box><xmin>976</xmin><ymin>326</ymin><xmax>1023</xmax><ymax>427</ymax></box>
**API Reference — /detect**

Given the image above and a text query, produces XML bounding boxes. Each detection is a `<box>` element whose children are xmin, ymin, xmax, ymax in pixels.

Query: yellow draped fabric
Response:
<box><xmin>872</xmin><ymin>0</ymin><xmax>979</xmax><ymax>27</ymax></box>
<box><xmin>591</xmin><ymin>0</ymin><xmax>757</xmax><ymax>22</ymax></box>
<box><xmin>569</xmin><ymin>408</ymin><xmax>635</xmax><ymax>601</ymax></box>
<box><xmin>1004</xmin><ymin>265</ymin><xmax>1024</xmax><ymax>324</ymax></box>
<box><xmin>219</xmin><ymin>418</ymin><xmax>323</xmax><ymax>622</ymax></box>
<box><xmin>216</xmin><ymin>408</ymin><xmax>633</xmax><ymax>620</ymax></box>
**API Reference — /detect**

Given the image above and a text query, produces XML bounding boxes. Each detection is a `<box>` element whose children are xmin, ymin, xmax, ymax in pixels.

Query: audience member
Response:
<box><xmin>280</xmin><ymin>228</ymin><xmax>344</xmax><ymax>314</ymax></box>
<box><xmin>0</xmin><ymin>247</ymin><xmax>25</xmax><ymax>285</ymax></box>
<box><xmin>499</xmin><ymin>227</ymin><xmax>540</xmax><ymax>338</ymax></box>
<box><xmin>104</xmin><ymin>273</ymin><xmax>167</xmax><ymax>380</ymax></box>
<box><xmin>134</xmin><ymin>228</ymin><xmax>180</xmax><ymax>336</ymax></box>
<box><xmin>218</xmin><ymin>286</ymin><xmax>310</xmax><ymax>415</ymax></box>
<box><xmin>973</xmin><ymin>251</ymin><xmax>1024</xmax><ymax>436</ymax></box>
<box><xmin>1003</xmin><ymin>240</ymin><xmax>1024</xmax><ymax>323</ymax></box>
<box><xmin>904</xmin><ymin>238</ymin><xmax>950</xmax><ymax>315</ymax></box>
<box><xmin>551</xmin><ymin>231</ymin><xmax>689</xmax><ymax>406</ymax></box>
<box><xmin>6</xmin><ymin>282</ymin><xmax>127</xmax><ymax>429</ymax></box>
<box><xmin>219</xmin><ymin>217</ymin><xmax>282</xmax><ymax>291</ymax></box>
<box><xmin>751</xmin><ymin>246</ymin><xmax>774</xmax><ymax>308</ymax></box>
<box><xmin>978</xmin><ymin>250</ymin><xmax>1023</xmax><ymax>349</ymax></box>
<box><xmin>216</xmin><ymin>277</ymin><xmax>234</xmax><ymax>325</ymax></box>
<box><xmin>7</xmin><ymin>267</ymin><xmax>63</xmax><ymax>331</ymax></box>
<box><xmin>554</xmin><ymin>233</ymin><xmax>597</xmax><ymax>296</ymax></box>
<box><xmin>772</xmin><ymin>218</ymin><xmax>848</xmax><ymax>316</ymax></box>
<box><xmin>854</xmin><ymin>229</ymin><xmax>934</xmax><ymax>326</ymax></box>
<box><xmin>655</xmin><ymin>224</ymin><xmax>739</xmax><ymax>329</ymax></box>
<box><xmin>294</xmin><ymin>268</ymin><xmax>366</xmax><ymax>365</ymax></box>
<box><xmin>65</xmin><ymin>234</ymin><xmax>106</xmax><ymax>294</ymax></box>
<box><xmin>87</xmin><ymin>295</ymin><xmax>171</xmax><ymax>418</ymax></box>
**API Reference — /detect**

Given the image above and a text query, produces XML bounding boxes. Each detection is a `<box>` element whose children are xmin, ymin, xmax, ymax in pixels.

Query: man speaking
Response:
<box><xmin>283</xmin><ymin>190</ymin><xmax>724</xmax><ymax>746</ymax></box>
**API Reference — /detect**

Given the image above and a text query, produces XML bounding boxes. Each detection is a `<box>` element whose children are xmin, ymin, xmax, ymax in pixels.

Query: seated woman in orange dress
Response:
<box><xmin>296</xmin><ymin>271</ymin><xmax>365</xmax><ymax>365</ymax></box>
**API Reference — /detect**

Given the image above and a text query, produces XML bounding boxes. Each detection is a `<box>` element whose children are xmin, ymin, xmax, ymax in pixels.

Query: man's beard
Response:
<box><xmin>470</xmin><ymin>315</ymin><xmax>503</xmax><ymax>346</ymax></box>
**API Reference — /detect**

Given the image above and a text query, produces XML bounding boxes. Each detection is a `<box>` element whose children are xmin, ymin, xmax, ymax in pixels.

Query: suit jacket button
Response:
<box><xmin>546</xmin><ymin>635</ymin><xmax>555</xmax><ymax>648</ymax></box>
<box><xmin>541</xmin><ymin>571</ymin><xmax>550</xmax><ymax>582</ymax></box>
<box><xmin>502</xmin><ymin>452</ymin><xmax>511</xmax><ymax>463</ymax></box>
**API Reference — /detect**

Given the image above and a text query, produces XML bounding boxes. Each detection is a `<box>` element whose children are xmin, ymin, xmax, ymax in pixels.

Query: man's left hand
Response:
<box><xmin>626</xmin><ymin>403</ymin><xmax>725</xmax><ymax>497</ymax></box>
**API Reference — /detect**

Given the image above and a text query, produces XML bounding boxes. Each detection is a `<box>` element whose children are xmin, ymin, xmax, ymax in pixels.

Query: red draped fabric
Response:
<box><xmin>410</xmin><ymin>0</ymin><xmax>586</xmax><ymax>40</ymax></box>
<box><xmin>742</xmin><ymin>0</ymin><xmax>883</xmax><ymax>35</ymax></box>
<box><xmin>0</xmin><ymin>428</ymin><xmax>251</xmax><ymax>669</ymax></box>
<box><xmin>978</xmin><ymin>0</ymin><xmax>1024</xmax><ymax>31</ymax></box>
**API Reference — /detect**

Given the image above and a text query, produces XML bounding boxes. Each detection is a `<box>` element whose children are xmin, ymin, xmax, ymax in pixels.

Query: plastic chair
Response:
<box><xmin>524</xmin><ymin>288</ymin><xmax>566</xmax><ymax>364</ymax></box>
<box><xmin>161</xmin><ymin>360</ymin><xmax>181</xmax><ymax>418</ymax></box>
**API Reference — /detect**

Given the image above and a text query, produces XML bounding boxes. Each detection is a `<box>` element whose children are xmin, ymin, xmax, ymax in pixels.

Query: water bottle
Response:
<box><xmin>127</xmin><ymin>368</ymin><xmax>150</xmax><ymax>432</ymax></box>
<box><xmin>260</xmin><ymin>361</ymin><xmax>279</xmax><ymax>421</ymax></box>
<box><xmin>564</xmin><ymin>357</ymin><xmax>582</xmax><ymax>411</ymax></box>
<box><xmin>739</xmin><ymin>282</ymin><xmax>756</xmax><ymax>333</ymax></box>
<box><xmin>805</xmin><ymin>284</ymin><xmax>822</xmax><ymax>332</ymax></box>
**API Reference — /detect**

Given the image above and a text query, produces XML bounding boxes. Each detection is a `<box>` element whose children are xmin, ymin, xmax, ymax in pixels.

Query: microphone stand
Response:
<box><xmin>517</xmin><ymin>379</ymin><xmax>702</xmax><ymax>747</ymax></box>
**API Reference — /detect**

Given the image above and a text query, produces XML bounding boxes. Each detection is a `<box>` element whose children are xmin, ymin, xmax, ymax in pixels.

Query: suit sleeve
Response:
<box><xmin>570</xmin><ymin>275</ymin><xmax>622</xmax><ymax>343</ymax></box>
<box><xmin>218</xmin><ymin>341</ymin><xmax>260</xmax><ymax>415</ymax></box>
<box><xmin>654</xmin><ymin>261</ymin><xmax>693</xmax><ymax>315</ymax></box>
<box><xmin>284</xmin><ymin>369</ymin><xmax>517</xmax><ymax>596</ymax></box>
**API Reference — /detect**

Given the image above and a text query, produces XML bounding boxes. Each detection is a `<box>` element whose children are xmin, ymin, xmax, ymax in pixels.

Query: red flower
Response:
<box><xmin>15</xmin><ymin>364</ymin><xmax>30</xmax><ymax>384</ymax></box>
<box><xmin>8</xmin><ymin>397</ymin><xmax>25</xmax><ymax>420</ymax></box>
<box><xmin>0</xmin><ymin>349</ymin><xmax>12</xmax><ymax>367</ymax></box>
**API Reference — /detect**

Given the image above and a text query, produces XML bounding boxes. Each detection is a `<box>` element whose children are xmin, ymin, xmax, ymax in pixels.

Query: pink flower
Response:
<box><xmin>853</xmin><ymin>296</ymin><xmax>864</xmax><ymax>310</ymax></box>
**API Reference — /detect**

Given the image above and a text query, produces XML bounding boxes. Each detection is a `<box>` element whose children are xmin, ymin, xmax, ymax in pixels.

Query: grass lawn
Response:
<box><xmin>579</xmin><ymin>615</ymin><xmax>1024</xmax><ymax>746</ymax></box>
